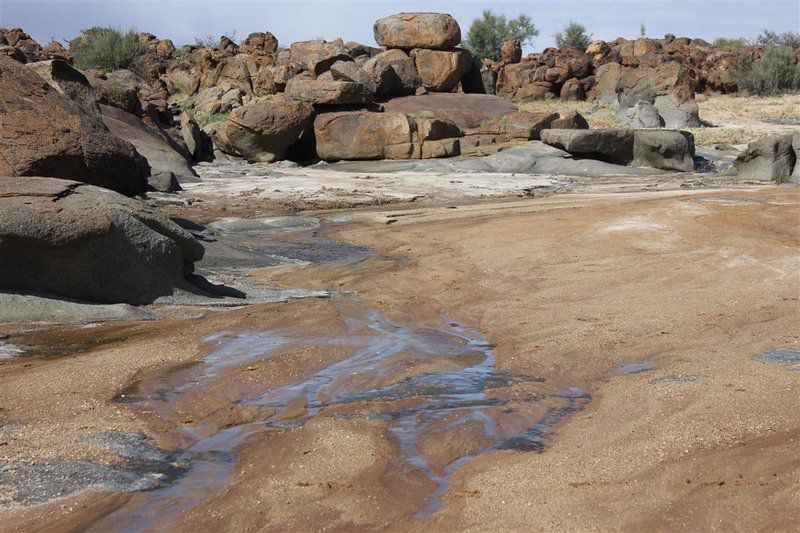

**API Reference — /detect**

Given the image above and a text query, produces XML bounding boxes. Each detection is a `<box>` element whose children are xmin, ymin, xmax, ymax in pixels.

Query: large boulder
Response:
<box><xmin>215</xmin><ymin>97</ymin><xmax>314</xmax><ymax>162</ymax></box>
<box><xmin>541</xmin><ymin>128</ymin><xmax>695</xmax><ymax>171</ymax></box>
<box><xmin>411</xmin><ymin>48</ymin><xmax>471</xmax><ymax>92</ymax></box>
<box><xmin>240</xmin><ymin>31</ymin><xmax>278</xmax><ymax>55</ymax></box>
<box><xmin>284</xmin><ymin>74</ymin><xmax>368</xmax><ymax>105</ymax></box>
<box><xmin>362</xmin><ymin>49</ymin><xmax>420</xmax><ymax>95</ymax></box>
<box><xmin>541</xmin><ymin>128</ymin><xmax>635</xmax><ymax>164</ymax></box>
<box><xmin>381</xmin><ymin>93</ymin><xmax>518</xmax><ymax>130</ymax></box>
<box><xmin>315</xmin><ymin>111</ymin><xmax>414</xmax><ymax>161</ymax></box>
<box><xmin>0</xmin><ymin>177</ymin><xmax>204</xmax><ymax>304</ymax></box>
<box><xmin>99</xmin><ymin>104</ymin><xmax>198</xmax><ymax>182</ymax></box>
<box><xmin>373</xmin><ymin>12</ymin><xmax>461</xmax><ymax>50</ymax></box>
<box><xmin>0</xmin><ymin>55</ymin><xmax>149</xmax><ymax>196</ymax></box>
<box><xmin>632</xmin><ymin>130</ymin><xmax>695</xmax><ymax>172</ymax></box>
<box><xmin>501</xmin><ymin>37</ymin><xmax>522</xmax><ymax>64</ymax></box>
<box><xmin>730</xmin><ymin>134</ymin><xmax>797</xmax><ymax>181</ymax></box>
<box><xmin>290</xmin><ymin>39</ymin><xmax>351</xmax><ymax>77</ymax></box>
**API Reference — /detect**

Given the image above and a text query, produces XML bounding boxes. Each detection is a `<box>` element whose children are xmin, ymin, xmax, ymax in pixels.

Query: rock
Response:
<box><xmin>382</xmin><ymin>93</ymin><xmax>518</xmax><ymax>130</ymax></box>
<box><xmin>461</xmin><ymin>58</ymin><xmax>488</xmax><ymax>94</ymax></box>
<box><xmin>591</xmin><ymin>61</ymin><xmax>700</xmax><ymax>128</ymax></box>
<box><xmin>551</xmin><ymin>110</ymin><xmax>589</xmax><ymax>129</ymax></box>
<box><xmin>99</xmin><ymin>104</ymin><xmax>198</xmax><ymax>182</ymax></box>
<box><xmin>26</xmin><ymin>59</ymin><xmax>98</xmax><ymax>114</ymax></box>
<box><xmin>191</xmin><ymin>83</ymin><xmax>244</xmax><ymax>115</ymax></box>
<box><xmin>792</xmin><ymin>135</ymin><xmax>800</xmax><ymax>182</ymax></box>
<box><xmin>0</xmin><ymin>55</ymin><xmax>149</xmax><ymax>196</ymax></box>
<box><xmin>329</xmin><ymin>60</ymin><xmax>380</xmax><ymax>95</ymax></box>
<box><xmin>284</xmin><ymin>75</ymin><xmax>368</xmax><ymax>106</ymax></box>
<box><xmin>147</xmin><ymin>171</ymin><xmax>182</xmax><ymax>192</ymax></box>
<box><xmin>541</xmin><ymin>128</ymin><xmax>635</xmax><ymax>164</ymax></box>
<box><xmin>290</xmin><ymin>39</ymin><xmax>351</xmax><ymax>77</ymax></box>
<box><xmin>559</xmin><ymin>78</ymin><xmax>585</xmax><ymax>101</ymax></box>
<box><xmin>415</xmin><ymin>86</ymin><xmax>428</xmax><ymax>96</ymax></box>
<box><xmin>362</xmin><ymin>49</ymin><xmax>420</xmax><ymax>95</ymax></box>
<box><xmin>513</xmin><ymin>82</ymin><xmax>554</xmax><ymax>101</ymax></box>
<box><xmin>314</xmin><ymin>111</ymin><xmax>414</xmax><ymax>161</ymax></box>
<box><xmin>216</xmin><ymin>96</ymin><xmax>314</xmax><ymax>162</ymax></box>
<box><xmin>473</xmin><ymin>112</ymin><xmax>558</xmax><ymax>141</ymax></box>
<box><xmin>180</xmin><ymin>112</ymin><xmax>205</xmax><ymax>162</ymax></box>
<box><xmin>0</xmin><ymin>293</ymin><xmax>157</xmax><ymax>324</ymax></box>
<box><xmin>730</xmin><ymin>134</ymin><xmax>797</xmax><ymax>181</ymax></box>
<box><xmin>632</xmin><ymin>130</ymin><xmax>695</xmax><ymax>172</ymax></box>
<box><xmin>240</xmin><ymin>32</ymin><xmax>278</xmax><ymax>55</ymax></box>
<box><xmin>411</xmin><ymin>48</ymin><xmax>471</xmax><ymax>92</ymax></box>
<box><xmin>501</xmin><ymin>37</ymin><xmax>522</xmax><ymax>64</ymax></box>
<box><xmin>0</xmin><ymin>177</ymin><xmax>204</xmax><ymax>305</ymax></box>
<box><xmin>373</xmin><ymin>12</ymin><xmax>461</xmax><ymax>50</ymax></box>
<box><xmin>620</xmin><ymin>101</ymin><xmax>663</xmax><ymax>128</ymax></box>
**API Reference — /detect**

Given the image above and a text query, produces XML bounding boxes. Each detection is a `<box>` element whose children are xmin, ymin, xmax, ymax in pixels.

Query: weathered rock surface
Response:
<box><xmin>541</xmin><ymin>128</ymin><xmax>635</xmax><ymax>164</ymax></box>
<box><xmin>551</xmin><ymin>110</ymin><xmax>589</xmax><ymax>129</ymax></box>
<box><xmin>382</xmin><ymin>93</ymin><xmax>518</xmax><ymax>130</ymax></box>
<box><xmin>100</xmin><ymin>104</ymin><xmax>198</xmax><ymax>182</ymax></box>
<box><xmin>284</xmin><ymin>75</ymin><xmax>368</xmax><ymax>105</ymax></box>
<box><xmin>501</xmin><ymin>37</ymin><xmax>522</xmax><ymax>64</ymax></box>
<box><xmin>290</xmin><ymin>39</ymin><xmax>351</xmax><ymax>77</ymax></box>
<box><xmin>0</xmin><ymin>55</ymin><xmax>149</xmax><ymax>196</ymax></box>
<box><xmin>26</xmin><ymin>59</ymin><xmax>98</xmax><ymax>114</ymax></box>
<box><xmin>315</xmin><ymin>111</ymin><xmax>414</xmax><ymax>161</ymax></box>
<box><xmin>542</xmin><ymin>128</ymin><xmax>695</xmax><ymax>171</ymax></box>
<box><xmin>730</xmin><ymin>134</ymin><xmax>797</xmax><ymax>181</ymax></box>
<box><xmin>362</xmin><ymin>49</ymin><xmax>420</xmax><ymax>95</ymax></box>
<box><xmin>374</xmin><ymin>12</ymin><xmax>461</xmax><ymax>50</ymax></box>
<box><xmin>215</xmin><ymin>97</ymin><xmax>314</xmax><ymax>162</ymax></box>
<box><xmin>411</xmin><ymin>48</ymin><xmax>471</xmax><ymax>92</ymax></box>
<box><xmin>0</xmin><ymin>177</ymin><xmax>204</xmax><ymax>304</ymax></box>
<box><xmin>632</xmin><ymin>130</ymin><xmax>695</xmax><ymax>172</ymax></box>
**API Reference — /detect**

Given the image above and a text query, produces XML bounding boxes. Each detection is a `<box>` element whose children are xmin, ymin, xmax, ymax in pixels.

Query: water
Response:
<box><xmin>90</xmin><ymin>293</ymin><xmax>588</xmax><ymax>530</ymax></box>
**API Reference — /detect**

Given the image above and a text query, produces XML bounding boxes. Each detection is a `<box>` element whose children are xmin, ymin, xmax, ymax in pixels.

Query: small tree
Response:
<box><xmin>733</xmin><ymin>45</ymin><xmax>800</xmax><ymax>95</ymax></box>
<box><xmin>712</xmin><ymin>37</ymin><xmax>749</xmax><ymax>52</ymax></box>
<box><xmin>756</xmin><ymin>29</ymin><xmax>800</xmax><ymax>49</ymax></box>
<box><xmin>640</xmin><ymin>23</ymin><xmax>646</xmax><ymax>38</ymax></box>
<box><xmin>554</xmin><ymin>21</ymin><xmax>592</xmax><ymax>50</ymax></box>
<box><xmin>464</xmin><ymin>10</ymin><xmax>539</xmax><ymax>61</ymax></box>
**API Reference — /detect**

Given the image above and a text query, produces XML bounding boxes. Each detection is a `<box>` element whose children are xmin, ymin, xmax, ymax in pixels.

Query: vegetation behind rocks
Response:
<box><xmin>73</xmin><ymin>27</ymin><xmax>147</xmax><ymax>72</ymax></box>
<box><xmin>734</xmin><ymin>45</ymin><xmax>800</xmax><ymax>95</ymax></box>
<box><xmin>554</xmin><ymin>21</ymin><xmax>592</xmax><ymax>51</ymax></box>
<box><xmin>464</xmin><ymin>10</ymin><xmax>538</xmax><ymax>61</ymax></box>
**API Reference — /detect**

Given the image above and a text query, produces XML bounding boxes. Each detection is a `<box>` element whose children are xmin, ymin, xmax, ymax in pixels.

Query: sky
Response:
<box><xmin>1</xmin><ymin>0</ymin><xmax>798</xmax><ymax>53</ymax></box>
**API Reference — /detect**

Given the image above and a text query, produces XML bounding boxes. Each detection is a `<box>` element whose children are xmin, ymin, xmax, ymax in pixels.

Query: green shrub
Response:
<box><xmin>194</xmin><ymin>112</ymin><xmax>229</xmax><ymax>127</ymax></box>
<box><xmin>73</xmin><ymin>27</ymin><xmax>147</xmax><ymax>72</ymax></box>
<box><xmin>554</xmin><ymin>21</ymin><xmax>592</xmax><ymax>51</ymax></box>
<box><xmin>464</xmin><ymin>10</ymin><xmax>538</xmax><ymax>61</ymax></box>
<box><xmin>712</xmin><ymin>37</ymin><xmax>749</xmax><ymax>52</ymax></box>
<box><xmin>101</xmin><ymin>83</ymin><xmax>132</xmax><ymax>110</ymax></box>
<box><xmin>756</xmin><ymin>30</ymin><xmax>800</xmax><ymax>49</ymax></box>
<box><xmin>772</xmin><ymin>160</ymin><xmax>792</xmax><ymax>184</ymax></box>
<box><xmin>733</xmin><ymin>45</ymin><xmax>800</xmax><ymax>96</ymax></box>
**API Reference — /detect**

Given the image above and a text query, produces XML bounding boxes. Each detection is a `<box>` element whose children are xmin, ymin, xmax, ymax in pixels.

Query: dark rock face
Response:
<box><xmin>541</xmin><ymin>128</ymin><xmax>695</xmax><ymax>171</ymax></box>
<box><xmin>0</xmin><ymin>177</ymin><xmax>204</xmax><ymax>304</ymax></box>
<box><xmin>99</xmin><ymin>104</ymin><xmax>198</xmax><ymax>182</ymax></box>
<box><xmin>373</xmin><ymin>12</ymin><xmax>461</xmax><ymax>50</ymax></box>
<box><xmin>731</xmin><ymin>134</ymin><xmax>797</xmax><ymax>181</ymax></box>
<box><xmin>0</xmin><ymin>55</ymin><xmax>149</xmax><ymax>196</ymax></box>
<box><xmin>551</xmin><ymin>110</ymin><xmax>589</xmax><ymax>130</ymax></box>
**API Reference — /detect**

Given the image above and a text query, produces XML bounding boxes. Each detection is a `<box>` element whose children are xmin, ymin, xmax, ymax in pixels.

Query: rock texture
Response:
<box><xmin>215</xmin><ymin>97</ymin><xmax>314</xmax><ymax>162</ymax></box>
<box><xmin>411</xmin><ymin>48</ymin><xmax>471</xmax><ymax>92</ymax></box>
<box><xmin>0</xmin><ymin>55</ymin><xmax>149</xmax><ymax>196</ymax></box>
<box><xmin>315</xmin><ymin>111</ymin><xmax>415</xmax><ymax>161</ymax></box>
<box><xmin>632</xmin><ymin>130</ymin><xmax>695</xmax><ymax>172</ymax></box>
<box><xmin>730</xmin><ymin>134</ymin><xmax>797</xmax><ymax>181</ymax></box>
<box><xmin>0</xmin><ymin>177</ymin><xmax>204</xmax><ymax>304</ymax></box>
<box><xmin>373</xmin><ymin>13</ymin><xmax>461</xmax><ymax>50</ymax></box>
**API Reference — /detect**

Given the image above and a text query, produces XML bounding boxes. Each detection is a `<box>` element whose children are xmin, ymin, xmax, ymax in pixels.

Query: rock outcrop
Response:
<box><xmin>0</xmin><ymin>55</ymin><xmax>149</xmax><ymax>196</ymax></box>
<box><xmin>315</xmin><ymin>111</ymin><xmax>416</xmax><ymax>161</ymax></box>
<box><xmin>729</xmin><ymin>134</ymin><xmax>797</xmax><ymax>181</ymax></box>
<box><xmin>373</xmin><ymin>13</ymin><xmax>461</xmax><ymax>50</ymax></box>
<box><xmin>0</xmin><ymin>177</ymin><xmax>204</xmax><ymax>304</ymax></box>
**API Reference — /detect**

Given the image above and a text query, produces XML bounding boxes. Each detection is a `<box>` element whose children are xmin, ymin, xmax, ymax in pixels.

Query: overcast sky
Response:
<box><xmin>2</xmin><ymin>1</ymin><xmax>798</xmax><ymax>52</ymax></box>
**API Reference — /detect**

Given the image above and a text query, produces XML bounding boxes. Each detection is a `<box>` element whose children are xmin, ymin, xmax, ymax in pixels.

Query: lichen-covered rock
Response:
<box><xmin>315</xmin><ymin>111</ymin><xmax>414</xmax><ymax>161</ymax></box>
<box><xmin>290</xmin><ymin>39</ymin><xmax>351</xmax><ymax>76</ymax></box>
<box><xmin>284</xmin><ymin>75</ymin><xmax>369</xmax><ymax>105</ymax></box>
<box><xmin>373</xmin><ymin>12</ymin><xmax>461</xmax><ymax>50</ymax></box>
<box><xmin>632</xmin><ymin>130</ymin><xmax>695</xmax><ymax>172</ymax></box>
<box><xmin>362</xmin><ymin>49</ymin><xmax>420</xmax><ymax>95</ymax></box>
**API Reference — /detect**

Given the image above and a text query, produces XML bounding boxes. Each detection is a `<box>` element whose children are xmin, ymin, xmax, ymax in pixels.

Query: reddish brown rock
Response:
<box><xmin>0</xmin><ymin>55</ymin><xmax>148</xmax><ymax>196</ymax></box>
<box><xmin>290</xmin><ymin>39</ymin><xmax>351</xmax><ymax>77</ymax></box>
<box><xmin>314</xmin><ymin>111</ymin><xmax>415</xmax><ymax>161</ymax></box>
<box><xmin>411</xmin><ymin>48</ymin><xmax>471</xmax><ymax>92</ymax></box>
<box><xmin>284</xmin><ymin>75</ymin><xmax>368</xmax><ymax>105</ymax></box>
<box><xmin>382</xmin><ymin>93</ymin><xmax>518</xmax><ymax>130</ymax></box>
<box><xmin>362</xmin><ymin>49</ymin><xmax>420</xmax><ymax>95</ymax></box>
<box><xmin>501</xmin><ymin>37</ymin><xmax>522</xmax><ymax>64</ymax></box>
<box><xmin>374</xmin><ymin>12</ymin><xmax>461</xmax><ymax>50</ymax></box>
<box><xmin>241</xmin><ymin>32</ymin><xmax>278</xmax><ymax>55</ymax></box>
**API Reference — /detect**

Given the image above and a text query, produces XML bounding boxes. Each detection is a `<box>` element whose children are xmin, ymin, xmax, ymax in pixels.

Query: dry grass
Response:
<box><xmin>515</xmin><ymin>98</ymin><xmax>617</xmax><ymax>128</ymax></box>
<box><xmin>697</xmin><ymin>94</ymin><xmax>800</xmax><ymax>124</ymax></box>
<box><xmin>684</xmin><ymin>126</ymin><xmax>796</xmax><ymax>146</ymax></box>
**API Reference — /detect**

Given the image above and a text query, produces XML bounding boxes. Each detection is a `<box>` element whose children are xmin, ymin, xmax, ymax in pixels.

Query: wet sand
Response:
<box><xmin>1</xmin><ymin>185</ymin><xmax>798</xmax><ymax>531</ymax></box>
